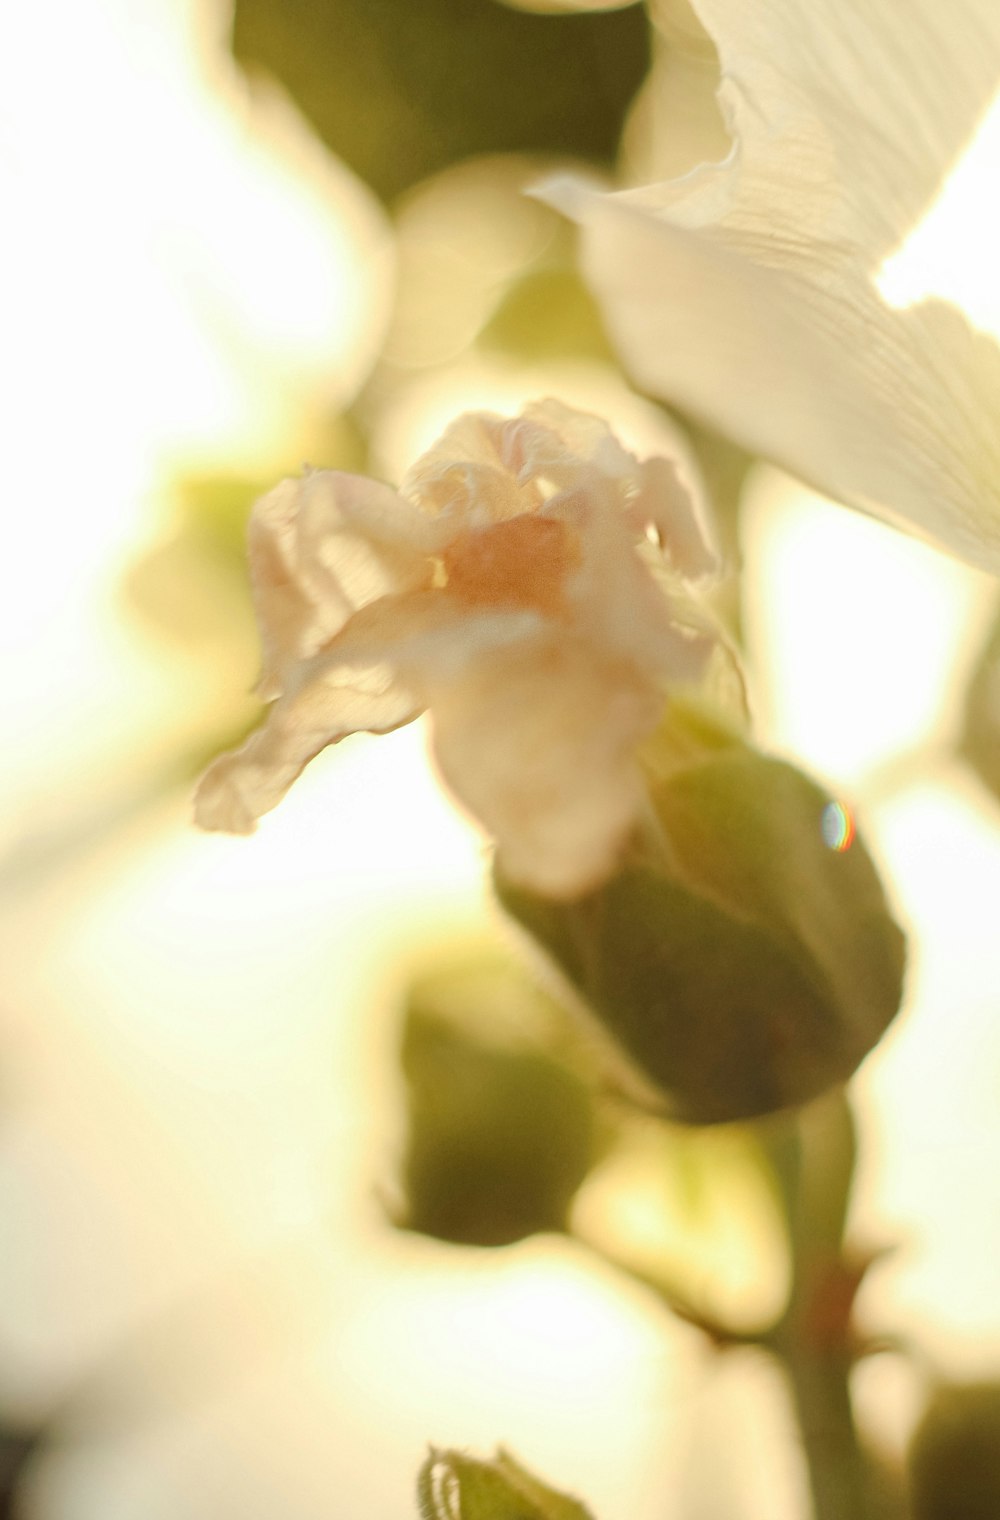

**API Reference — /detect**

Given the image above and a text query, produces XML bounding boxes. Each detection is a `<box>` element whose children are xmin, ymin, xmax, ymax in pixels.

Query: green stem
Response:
<box><xmin>775</xmin><ymin>1320</ymin><xmax>873</xmax><ymax>1520</ymax></box>
<box><xmin>764</xmin><ymin>1092</ymin><xmax>877</xmax><ymax>1520</ymax></box>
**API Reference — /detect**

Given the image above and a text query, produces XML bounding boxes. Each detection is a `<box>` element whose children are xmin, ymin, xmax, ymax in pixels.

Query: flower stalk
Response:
<box><xmin>764</xmin><ymin>1093</ymin><xmax>878</xmax><ymax>1520</ymax></box>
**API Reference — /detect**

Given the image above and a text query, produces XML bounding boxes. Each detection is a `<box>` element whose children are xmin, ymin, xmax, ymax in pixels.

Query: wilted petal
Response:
<box><xmin>401</xmin><ymin>412</ymin><xmax>547</xmax><ymax>523</ymax></box>
<box><xmin>196</xmin><ymin>399</ymin><xmax>741</xmax><ymax>895</ymax></box>
<box><xmin>520</xmin><ymin>397</ymin><xmax>719</xmax><ymax>577</ymax></box>
<box><xmin>429</xmin><ymin>636</ymin><xmax>664</xmax><ymax>898</ymax></box>
<box><xmin>630</xmin><ymin>455</ymin><xmax>718</xmax><ymax>579</ymax></box>
<box><xmin>326</xmin><ymin>585</ymin><xmax>544</xmax><ymax>692</ymax></box>
<box><xmin>194</xmin><ymin>658</ymin><xmax>420</xmax><ymax>834</ymax></box>
<box><xmin>249</xmin><ymin>470</ymin><xmax>441</xmax><ymax>697</ymax></box>
<box><xmin>552</xmin><ymin>472</ymin><xmax>722</xmax><ymax>679</ymax></box>
<box><xmin>543</xmin><ymin>0</ymin><xmax>1000</xmax><ymax>572</ymax></box>
<box><xmin>195</xmin><ymin>587</ymin><xmax>542</xmax><ymax>833</ymax></box>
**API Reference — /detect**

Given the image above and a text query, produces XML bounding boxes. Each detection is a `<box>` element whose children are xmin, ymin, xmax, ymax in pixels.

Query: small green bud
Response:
<box><xmin>417</xmin><ymin>1447</ymin><xmax>596</xmax><ymax>1520</ymax></box>
<box><xmin>396</xmin><ymin>956</ymin><xmax>600</xmax><ymax>1246</ymax></box>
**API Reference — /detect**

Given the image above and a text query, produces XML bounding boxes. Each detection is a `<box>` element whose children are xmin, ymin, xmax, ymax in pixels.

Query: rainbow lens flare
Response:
<box><xmin>821</xmin><ymin>800</ymin><xmax>855</xmax><ymax>852</ymax></box>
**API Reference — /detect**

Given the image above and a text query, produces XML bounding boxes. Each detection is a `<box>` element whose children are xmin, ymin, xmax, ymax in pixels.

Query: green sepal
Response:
<box><xmin>497</xmin><ymin>736</ymin><xmax>905</xmax><ymax>1124</ymax></box>
<box><xmin>417</xmin><ymin>1447</ymin><xmax>595</xmax><ymax>1520</ymax></box>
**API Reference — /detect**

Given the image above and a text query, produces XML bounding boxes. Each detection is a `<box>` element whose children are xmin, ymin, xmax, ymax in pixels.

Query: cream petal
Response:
<box><xmin>521</xmin><ymin>398</ymin><xmax>718</xmax><ymax>576</ymax></box>
<box><xmin>249</xmin><ymin>470</ymin><xmax>440</xmax><ymax>697</ymax></box>
<box><xmin>325</xmin><ymin>587</ymin><xmax>544</xmax><ymax>693</ymax></box>
<box><xmin>193</xmin><ymin>660</ymin><xmax>421</xmax><ymax>834</ymax></box>
<box><xmin>194</xmin><ymin>587</ymin><xmax>542</xmax><ymax>832</ymax></box>
<box><xmin>401</xmin><ymin>412</ymin><xmax>545</xmax><ymax>523</ymax></box>
<box><xmin>631</xmin><ymin>455</ymin><xmax>718</xmax><ymax>579</ymax></box>
<box><xmin>520</xmin><ymin>397</ymin><xmax>641</xmax><ymax>484</ymax></box>
<box><xmin>547</xmin><ymin>473</ymin><xmax>720</xmax><ymax>681</ymax></box>
<box><xmin>428</xmin><ymin>636</ymin><xmax>665</xmax><ymax>898</ymax></box>
<box><xmin>541</xmin><ymin>0</ymin><xmax>1000</xmax><ymax>572</ymax></box>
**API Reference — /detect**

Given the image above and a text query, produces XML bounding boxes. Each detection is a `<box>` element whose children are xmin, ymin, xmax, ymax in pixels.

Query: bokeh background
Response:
<box><xmin>3</xmin><ymin>0</ymin><xmax>1000</xmax><ymax>1515</ymax></box>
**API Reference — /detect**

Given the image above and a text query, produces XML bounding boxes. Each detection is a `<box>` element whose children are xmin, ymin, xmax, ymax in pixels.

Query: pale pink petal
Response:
<box><xmin>428</xmin><ymin>636</ymin><xmax>664</xmax><ymax>898</ymax></box>
<box><xmin>631</xmin><ymin>455</ymin><xmax>718</xmax><ymax>579</ymax></box>
<box><xmin>520</xmin><ymin>397</ymin><xmax>639</xmax><ymax>482</ymax></box>
<box><xmin>249</xmin><ymin>470</ymin><xmax>441</xmax><ymax>697</ymax></box>
<box><xmin>193</xmin><ymin>661</ymin><xmax>420</xmax><ymax>834</ymax></box>
<box><xmin>194</xmin><ymin>586</ymin><xmax>542</xmax><ymax>833</ymax></box>
<box><xmin>402</xmin><ymin>412</ymin><xmax>547</xmax><ymax>523</ymax></box>
<box><xmin>548</xmin><ymin>475</ymin><xmax>722</xmax><ymax>681</ymax></box>
<box><xmin>522</xmin><ymin>398</ymin><xmax>718</xmax><ymax>577</ymax></box>
<box><xmin>324</xmin><ymin>587</ymin><xmax>544</xmax><ymax>694</ymax></box>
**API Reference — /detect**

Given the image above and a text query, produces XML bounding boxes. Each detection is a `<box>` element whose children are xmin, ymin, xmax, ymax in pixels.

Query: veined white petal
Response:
<box><xmin>541</xmin><ymin>0</ymin><xmax>1000</xmax><ymax>572</ymax></box>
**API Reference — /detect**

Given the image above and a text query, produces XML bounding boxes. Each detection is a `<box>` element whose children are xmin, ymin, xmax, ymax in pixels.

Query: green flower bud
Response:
<box><xmin>395</xmin><ymin>956</ymin><xmax>600</xmax><ymax>1246</ymax></box>
<box><xmin>497</xmin><ymin>713</ymin><xmax>905</xmax><ymax>1124</ymax></box>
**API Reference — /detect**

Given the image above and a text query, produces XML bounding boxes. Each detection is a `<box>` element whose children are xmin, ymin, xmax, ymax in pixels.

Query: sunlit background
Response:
<box><xmin>3</xmin><ymin>0</ymin><xmax>1000</xmax><ymax>1516</ymax></box>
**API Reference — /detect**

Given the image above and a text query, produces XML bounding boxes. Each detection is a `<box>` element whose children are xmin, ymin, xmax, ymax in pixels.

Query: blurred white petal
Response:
<box><xmin>542</xmin><ymin>0</ymin><xmax>1000</xmax><ymax>571</ymax></box>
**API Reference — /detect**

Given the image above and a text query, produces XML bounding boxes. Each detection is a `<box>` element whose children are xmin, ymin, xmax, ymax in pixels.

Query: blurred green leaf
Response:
<box><xmin>481</xmin><ymin>261</ymin><xmax>615</xmax><ymax>362</ymax></box>
<box><xmin>497</xmin><ymin>733</ymin><xmax>905</xmax><ymax>1124</ymax></box>
<box><xmin>124</xmin><ymin>417</ymin><xmax>368</xmax><ymax>647</ymax></box>
<box><xmin>232</xmin><ymin>0</ymin><xmax>650</xmax><ymax>202</ymax></box>
<box><xmin>572</xmin><ymin>1112</ymin><xmax>791</xmax><ymax>1336</ymax></box>
<box><xmin>418</xmin><ymin>1447</ymin><xmax>596</xmax><ymax>1520</ymax></box>
<box><xmin>961</xmin><ymin>602</ymin><xmax>1000</xmax><ymax>803</ymax></box>
<box><xmin>397</xmin><ymin>955</ymin><xmax>600</xmax><ymax>1247</ymax></box>
<box><xmin>122</xmin><ymin>475</ymin><xmax>262</xmax><ymax>645</ymax></box>
<box><xmin>909</xmin><ymin>1383</ymin><xmax>1000</xmax><ymax>1520</ymax></box>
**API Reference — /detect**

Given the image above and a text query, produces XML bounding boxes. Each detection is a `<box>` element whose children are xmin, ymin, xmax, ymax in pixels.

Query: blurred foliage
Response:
<box><xmin>572</xmin><ymin>1109</ymin><xmax>791</xmax><ymax>1337</ymax></box>
<box><xmin>124</xmin><ymin>473</ymin><xmax>263</xmax><ymax>647</ymax></box>
<box><xmin>418</xmin><ymin>1446</ymin><xmax>596</xmax><ymax>1520</ymax></box>
<box><xmin>396</xmin><ymin>953</ymin><xmax>603</xmax><ymax>1246</ymax></box>
<box><xmin>125</xmin><ymin>417</ymin><xmax>369</xmax><ymax>648</ymax></box>
<box><xmin>908</xmin><ymin>1383</ymin><xmax>1000</xmax><ymax>1520</ymax></box>
<box><xmin>960</xmin><ymin>601</ymin><xmax>1000</xmax><ymax>804</ymax></box>
<box><xmin>0</xmin><ymin>1425</ymin><xmax>40</xmax><ymax>1519</ymax></box>
<box><xmin>231</xmin><ymin>0</ymin><xmax>650</xmax><ymax>203</ymax></box>
<box><xmin>497</xmin><ymin>703</ymin><xmax>906</xmax><ymax>1123</ymax></box>
<box><xmin>481</xmin><ymin>259</ymin><xmax>616</xmax><ymax>363</ymax></box>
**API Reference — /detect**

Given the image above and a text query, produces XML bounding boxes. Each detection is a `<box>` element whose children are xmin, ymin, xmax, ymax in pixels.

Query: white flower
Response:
<box><xmin>194</xmin><ymin>400</ymin><xmax>735</xmax><ymax>898</ymax></box>
<box><xmin>541</xmin><ymin>0</ymin><xmax>1000</xmax><ymax>572</ymax></box>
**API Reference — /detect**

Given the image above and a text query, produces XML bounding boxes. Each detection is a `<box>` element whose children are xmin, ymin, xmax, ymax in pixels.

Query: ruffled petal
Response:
<box><xmin>401</xmin><ymin>412</ymin><xmax>547</xmax><ymax>524</ymax></box>
<box><xmin>549</xmin><ymin>472</ymin><xmax>722</xmax><ymax>680</ymax></box>
<box><xmin>428</xmin><ymin>635</ymin><xmax>665</xmax><ymax>898</ymax></box>
<box><xmin>249</xmin><ymin>469</ymin><xmax>442</xmax><ymax>697</ymax></box>
<box><xmin>193</xmin><ymin>658</ymin><xmax>421</xmax><ymax>834</ymax></box>
<box><xmin>522</xmin><ymin>398</ymin><xmax>719</xmax><ymax>576</ymax></box>
<box><xmin>542</xmin><ymin>0</ymin><xmax>1000</xmax><ymax>572</ymax></box>
<box><xmin>194</xmin><ymin>586</ymin><xmax>543</xmax><ymax>833</ymax></box>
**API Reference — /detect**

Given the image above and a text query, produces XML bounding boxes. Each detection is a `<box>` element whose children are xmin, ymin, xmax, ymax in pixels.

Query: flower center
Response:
<box><xmin>441</xmin><ymin>514</ymin><xmax>579</xmax><ymax>616</ymax></box>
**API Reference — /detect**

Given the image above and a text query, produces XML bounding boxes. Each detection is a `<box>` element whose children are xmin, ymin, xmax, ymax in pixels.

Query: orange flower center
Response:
<box><xmin>441</xmin><ymin>514</ymin><xmax>579</xmax><ymax>616</ymax></box>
